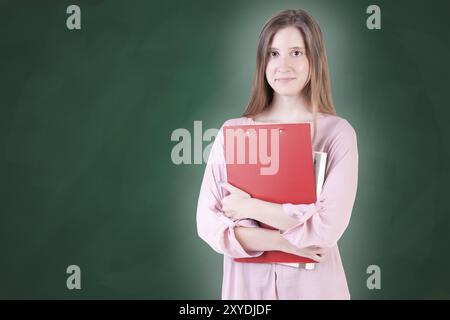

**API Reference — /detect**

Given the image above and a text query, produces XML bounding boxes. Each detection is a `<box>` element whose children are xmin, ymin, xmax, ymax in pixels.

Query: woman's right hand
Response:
<box><xmin>279</xmin><ymin>235</ymin><xmax>328</xmax><ymax>262</ymax></box>
<box><xmin>295</xmin><ymin>245</ymin><xmax>328</xmax><ymax>262</ymax></box>
<box><xmin>283</xmin><ymin>243</ymin><xmax>329</xmax><ymax>262</ymax></box>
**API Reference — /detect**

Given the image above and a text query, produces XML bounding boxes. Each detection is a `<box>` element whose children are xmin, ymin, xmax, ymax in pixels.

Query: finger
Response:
<box><xmin>301</xmin><ymin>249</ymin><xmax>325</xmax><ymax>262</ymax></box>
<box><xmin>311</xmin><ymin>247</ymin><xmax>326</xmax><ymax>255</ymax></box>
<box><xmin>221</xmin><ymin>196</ymin><xmax>229</xmax><ymax>206</ymax></box>
<box><xmin>314</xmin><ymin>251</ymin><xmax>326</xmax><ymax>260</ymax></box>
<box><xmin>315</xmin><ymin>252</ymin><xmax>327</xmax><ymax>262</ymax></box>
<box><xmin>303</xmin><ymin>246</ymin><xmax>320</xmax><ymax>253</ymax></box>
<box><xmin>222</xmin><ymin>194</ymin><xmax>239</xmax><ymax>202</ymax></box>
<box><xmin>306</xmin><ymin>246</ymin><xmax>326</xmax><ymax>255</ymax></box>
<box><xmin>220</xmin><ymin>201</ymin><xmax>229</xmax><ymax>211</ymax></box>
<box><xmin>312</xmin><ymin>255</ymin><xmax>322</xmax><ymax>263</ymax></box>
<box><xmin>307</xmin><ymin>254</ymin><xmax>321</xmax><ymax>262</ymax></box>
<box><xmin>223</xmin><ymin>210</ymin><xmax>236</xmax><ymax>219</ymax></box>
<box><xmin>221</xmin><ymin>182</ymin><xmax>241</xmax><ymax>194</ymax></box>
<box><xmin>221</xmin><ymin>182</ymin><xmax>250</xmax><ymax>198</ymax></box>
<box><xmin>305</xmin><ymin>253</ymin><xmax>321</xmax><ymax>263</ymax></box>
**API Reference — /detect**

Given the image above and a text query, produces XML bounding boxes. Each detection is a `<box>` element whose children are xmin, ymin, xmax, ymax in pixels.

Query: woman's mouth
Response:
<box><xmin>276</xmin><ymin>77</ymin><xmax>296</xmax><ymax>83</ymax></box>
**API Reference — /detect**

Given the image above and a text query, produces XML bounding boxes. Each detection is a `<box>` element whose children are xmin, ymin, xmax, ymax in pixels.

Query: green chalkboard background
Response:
<box><xmin>1</xmin><ymin>0</ymin><xmax>449</xmax><ymax>299</ymax></box>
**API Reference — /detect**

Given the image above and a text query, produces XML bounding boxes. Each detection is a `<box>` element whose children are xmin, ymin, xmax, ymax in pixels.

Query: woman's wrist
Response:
<box><xmin>246</xmin><ymin>198</ymin><xmax>299</xmax><ymax>231</ymax></box>
<box><xmin>234</xmin><ymin>227</ymin><xmax>278</xmax><ymax>252</ymax></box>
<box><xmin>246</xmin><ymin>198</ymin><xmax>263</xmax><ymax>220</ymax></box>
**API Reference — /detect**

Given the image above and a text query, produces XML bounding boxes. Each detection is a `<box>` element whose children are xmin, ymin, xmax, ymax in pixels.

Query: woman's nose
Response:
<box><xmin>279</xmin><ymin>54</ymin><xmax>291</xmax><ymax>68</ymax></box>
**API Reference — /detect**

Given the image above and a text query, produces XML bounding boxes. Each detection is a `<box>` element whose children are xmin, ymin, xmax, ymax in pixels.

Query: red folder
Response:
<box><xmin>223</xmin><ymin>123</ymin><xmax>317</xmax><ymax>264</ymax></box>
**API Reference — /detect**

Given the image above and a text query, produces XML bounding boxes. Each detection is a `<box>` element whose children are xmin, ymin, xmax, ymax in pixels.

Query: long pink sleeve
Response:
<box><xmin>280</xmin><ymin>119</ymin><xmax>359</xmax><ymax>249</ymax></box>
<box><xmin>196</xmin><ymin>122</ymin><xmax>264</xmax><ymax>258</ymax></box>
<box><xmin>197</xmin><ymin>116</ymin><xmax>354</xmax><ymax>300</ymax></box>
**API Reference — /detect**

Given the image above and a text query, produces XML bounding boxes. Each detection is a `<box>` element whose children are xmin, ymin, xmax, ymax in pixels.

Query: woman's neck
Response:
<box><xmin>255</xmin><ymin>93</ymin><xmax>315</xmax><ymax>122</ymax></box>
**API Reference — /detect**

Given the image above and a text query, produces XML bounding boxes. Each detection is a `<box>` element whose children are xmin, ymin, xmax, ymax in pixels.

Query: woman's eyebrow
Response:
<box><xmin>268</xmin><ymin>46</ymin><xmax>305</xmax><ymax>50</ymax></box>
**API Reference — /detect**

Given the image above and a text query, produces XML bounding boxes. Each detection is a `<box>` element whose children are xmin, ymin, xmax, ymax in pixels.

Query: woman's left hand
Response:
<box><xmin>220</xmin><ymin>182</ymin><xmax>258</xmax><ymax>221</ymax></box>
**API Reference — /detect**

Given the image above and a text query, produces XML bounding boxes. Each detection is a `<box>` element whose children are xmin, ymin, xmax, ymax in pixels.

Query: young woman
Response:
<box><xmin>196</xmin><ymin>9</ymin><xmax>358</xmax><ymax>300</ymax></box>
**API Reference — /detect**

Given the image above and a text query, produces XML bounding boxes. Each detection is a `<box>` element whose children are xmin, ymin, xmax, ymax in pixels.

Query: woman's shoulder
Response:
<box><xmin>320</xmin><ymin>114</ymin><xmax>357</xmax><ymax>139</ymax></box>
<box><xmin>318</xmin><ymin>114</ymin><xmax>357</xmax><ymax>152</ymax></box>
<box><xmin>215</xmin><ymin>117</ymin><xmax>251</xmax><ymax>143</ymax></box>
<box><xmin>220</xmin><ymin>116</ymin><xmax>252</xmax><ymax>127</ymax></box>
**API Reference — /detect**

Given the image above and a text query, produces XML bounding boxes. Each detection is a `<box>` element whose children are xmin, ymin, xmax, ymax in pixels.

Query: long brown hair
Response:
<box><xmin>242</xmin><ymin>9</ymin><xmax>336</xmax><ymax>144</ymax></box>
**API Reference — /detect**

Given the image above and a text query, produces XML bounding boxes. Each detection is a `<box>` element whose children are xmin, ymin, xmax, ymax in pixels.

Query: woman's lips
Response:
<box><xmin>276</xmin><ymin>77</ymin><xmax>296</xmax><ymax>83</ymax></box>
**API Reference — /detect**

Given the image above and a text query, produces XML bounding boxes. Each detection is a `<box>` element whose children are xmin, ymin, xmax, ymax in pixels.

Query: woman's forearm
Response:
<box><xmin>250</xmin><ymin>199</ymin><xmax>300</xmax><ymax>231</ymax></box>
<box><xmin>234</xmin><ymin>226</ymin><xmax>302</xmax><ymax>255</ymax></box>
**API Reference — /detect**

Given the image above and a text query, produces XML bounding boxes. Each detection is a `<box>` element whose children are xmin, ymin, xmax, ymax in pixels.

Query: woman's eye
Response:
<box><xmin>268</xmin><ymin>51</ymin><xmax>303</xmax><ymax>57</ymax></box>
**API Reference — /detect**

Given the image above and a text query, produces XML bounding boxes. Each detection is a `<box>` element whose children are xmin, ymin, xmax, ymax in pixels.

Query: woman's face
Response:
<box><xmin>265</xmin><ymin>26</ymin><xmax>310</xmax><ymax>97</ymax></box>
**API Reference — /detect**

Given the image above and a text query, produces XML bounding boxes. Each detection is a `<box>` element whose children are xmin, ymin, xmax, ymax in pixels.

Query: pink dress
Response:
<box><xmin>196</xmin><ymin>114</ymin><xmax>358</xmax><ymax>300</ymax></box>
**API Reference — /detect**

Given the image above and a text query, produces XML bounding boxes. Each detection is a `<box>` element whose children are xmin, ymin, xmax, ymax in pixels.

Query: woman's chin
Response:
<box><xmin>273</xmin><ymin>89</ymin><xmax>302</xmax><ymax>96</ymax></box>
